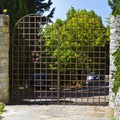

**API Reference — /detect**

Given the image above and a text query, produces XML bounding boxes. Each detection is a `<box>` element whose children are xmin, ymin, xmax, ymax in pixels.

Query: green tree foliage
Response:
<box><xmin>0</xmin><ymin>0</ymin><xmax>28</xmax><ymax>34</ymax></box>
<box><xmin>66</xmin><ymin>6</ymin><xmax>76</xmax><ymax>20</ymax></box>
<box><xmin>43</xmin><ymin>7</ymin><xmax>109</xmax><ymax>72</ymax></box>
<box><xmin>25</xmin><ymin>0</ymin><xmax>55</xmax><ymax>17</ymax></box>
<box><xmin>36</xmin><ymin>0</ymin><xmax>55</xmax><ymax>18</ymax></box>
<box><xmin>0</xmin><ymin>0</ymin><xmax>55</xmax><ymax>34</ymax></box>
<box><xmin>108</xmin><ymin>0</ymin><xmax>120</xmax><ymax>15</ymax></box>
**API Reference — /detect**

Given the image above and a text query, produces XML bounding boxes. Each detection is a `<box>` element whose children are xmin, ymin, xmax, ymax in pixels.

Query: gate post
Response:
<box><xmin>0</xmin><ymin>14</ymin><xmax>9</xmax><ymax>103</ymax></box>
<box><xmin>109</xmin><ymin>16</ymin><xmax>120</xmax><ymax>118</ymax></box>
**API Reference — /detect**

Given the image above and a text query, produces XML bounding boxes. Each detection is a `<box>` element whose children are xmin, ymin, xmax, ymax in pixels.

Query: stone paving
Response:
<box><xmin>1</xmin><ymin>105</ymin><xmax>113</xmax><ymax>120</ymax></box>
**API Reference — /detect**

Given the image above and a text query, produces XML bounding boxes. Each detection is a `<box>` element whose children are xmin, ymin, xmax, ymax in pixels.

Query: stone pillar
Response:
<box><xmin>109</xmin><ymin>16</ymin><xmax>120</xmax><ymax>119</ymax></box>
<box><xmin>0</xmin><ymin>15</ymin><xmax>9</xmax><ymax>103</ymax></box>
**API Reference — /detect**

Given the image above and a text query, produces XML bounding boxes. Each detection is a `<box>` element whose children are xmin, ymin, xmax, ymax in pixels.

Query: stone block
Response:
<box><xmin>0</xmin><ymin>15</ymin><xmax>9</xmax><ymax>104</ymax></box>
<box><xmin>0</xmin><ymin>17</ymin><xmax>3</xmax><ymax>26</ymax></box>
<box><xmin>0</xmin><ymin>82</ymin><xmax>6</xmax><ymax>90</ymax></box>
<box><xmin>114</xmin><ymin>88</ymin><xmax>120</xmax><ymax>120</ymax></box>
<box><xmin>0</xmin><ymin>50</ymin><xmax>8</xmax><ymax>57</ymax></box>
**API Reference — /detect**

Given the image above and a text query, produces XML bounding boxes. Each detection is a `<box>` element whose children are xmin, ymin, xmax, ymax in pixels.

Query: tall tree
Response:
<box><xmin>108</xmin><ymin>0</ymin><xmax>120</xmax><ymax>15</ymax></box>
<box><xmin>43</xmin><ymin>8</ymin><xmax>109</xmax><ymax>73</ymax></box>
<box><xmin>25</xmin><ymin>0</ymin><xmax>55</xmax><ymax>17</ymax></box>
<box><xmin>0</xmin><ymin>0</ymin><xmax>55</xmax><ymax>34</ymax></box>
<box><xmin>0</xmin><ymin>0</ymin><xmax>28</xmax><ymax>33</ymax></box>
<box><xmin>36</xmin><ymin>0</ymin><xmax>55</xmax><ymax>18</ymax></box>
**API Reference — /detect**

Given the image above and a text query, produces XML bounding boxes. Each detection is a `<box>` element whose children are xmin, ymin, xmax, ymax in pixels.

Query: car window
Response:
<box><xmin>87</xmin><ymin>76</ymin><xmax>93</xmax><ymax>80</ymax></box>
<box><xmin>94</xmin><ymin>76</ymin><xmax>99</xmax><ymax>79</ymax></box>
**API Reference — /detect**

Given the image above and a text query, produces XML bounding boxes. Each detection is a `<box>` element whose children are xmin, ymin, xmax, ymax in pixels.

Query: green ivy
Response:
<box><xmin>113</xmin><ymin>40</ymin><xmax>120</xmax><ymax>95</ymax></box>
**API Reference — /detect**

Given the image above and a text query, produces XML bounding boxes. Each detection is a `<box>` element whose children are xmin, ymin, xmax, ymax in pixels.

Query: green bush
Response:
<box><xmin>113</xmin><ymin>40</ymin><xmax>120</xmax><ymax>95</ymax></box>
<box><xmin>0</xmin><ymin>102</ymin><xmax>5</xmax><ymax>115</ymax></box>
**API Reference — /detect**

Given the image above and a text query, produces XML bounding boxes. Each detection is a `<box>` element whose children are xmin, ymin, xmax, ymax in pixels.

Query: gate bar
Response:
<box><xmin>57</xmin><ymin>28</ymin><xmax>60</xmax><ymax>104</ymax></box>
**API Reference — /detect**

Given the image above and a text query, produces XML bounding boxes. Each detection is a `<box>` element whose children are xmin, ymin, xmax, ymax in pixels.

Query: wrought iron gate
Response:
<box><xmin>10</xmin><ymin>14</ymin><xmax>109</xmax><ymax>105</ymax></box>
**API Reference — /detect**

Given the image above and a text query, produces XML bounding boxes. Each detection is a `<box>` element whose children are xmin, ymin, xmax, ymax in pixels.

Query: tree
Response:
<box><xmin>43</xmin><ymin>8</ymin><xmax>109</xmax><ymax>74</ymax></box>
<box><xmin>66</xmin><ymin>6</ymin><xmax>76</xmax><ymax>20</ymax></box>
<box><xmin>108</xmin><ymin>0</ymin><xmax>120</xmax><ymax>15</ymax></box>
<box><xmin>36</xmin><ymin>0</ymin><xmax>55</xmax><ymax>18</ymax></box>
<box><xmin>25</xmin><ymin>0</ymin><xmax>55</xmax><ymax>17</ymax></box>
<box><xmin>0</xmin><ymin>0</ymin><xmax>55</xmax><ymax>34</ymax></box>
<box><xmin>0</xmin><ymin>0</ymin><xmax>28</xmax><ymax>34</ymax></box>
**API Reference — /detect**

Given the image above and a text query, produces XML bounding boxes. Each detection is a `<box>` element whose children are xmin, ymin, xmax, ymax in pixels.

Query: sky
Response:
<box><xmin>50</xmin><ymin>0</ymin><xmax>111</xmax><ymax>26</ymax></box>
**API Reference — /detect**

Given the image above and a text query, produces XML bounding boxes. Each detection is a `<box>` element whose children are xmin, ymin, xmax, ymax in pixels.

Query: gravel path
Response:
<box><xmin>1</xmin><ymin>105</ymin><xmax>111</xmax><ymax>120</ymax></box>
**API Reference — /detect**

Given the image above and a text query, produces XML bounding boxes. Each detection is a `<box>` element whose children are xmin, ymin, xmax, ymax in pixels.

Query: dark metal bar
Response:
<box><xmin>57</xmin><ymin>28</ymin><xmax>60</xmax><ymax>104</ymax></box>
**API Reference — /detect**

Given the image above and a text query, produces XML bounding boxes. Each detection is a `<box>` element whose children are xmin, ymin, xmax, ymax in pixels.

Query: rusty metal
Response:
<box><xmin>10</xmin><ymin>14</ymin><xmax>109</xmax><ymax>105</ymax></box>
<box><xmin>57</xmin><ymin>28</ymin><xmax>60</xmax><ymax>104</ymax></box>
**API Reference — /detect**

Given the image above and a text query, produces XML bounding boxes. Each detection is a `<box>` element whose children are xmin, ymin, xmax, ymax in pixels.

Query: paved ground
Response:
<box><xmin>1</xmin><ymin>105</ymin><xmax>112</xmax><ymax>120</ymax></box>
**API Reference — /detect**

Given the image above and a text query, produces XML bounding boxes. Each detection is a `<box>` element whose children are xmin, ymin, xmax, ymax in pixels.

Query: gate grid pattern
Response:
<box><xmin>10</xmin><ymin>14</ymin><xmax>108</xmax><ymax>105</ymax></box>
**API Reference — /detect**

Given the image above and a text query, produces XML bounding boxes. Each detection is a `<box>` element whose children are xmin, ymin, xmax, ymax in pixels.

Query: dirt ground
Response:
<box><xmin>1</xmin><ymin>105</ymin><xmax>112</xmax><ymax>120</ymax></box>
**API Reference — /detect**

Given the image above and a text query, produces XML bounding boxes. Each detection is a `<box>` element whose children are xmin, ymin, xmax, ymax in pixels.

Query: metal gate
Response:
<box><xmin>10</xmin><ymin>14</ymin><xmax>109</xmax><ymax>105</ymax></box>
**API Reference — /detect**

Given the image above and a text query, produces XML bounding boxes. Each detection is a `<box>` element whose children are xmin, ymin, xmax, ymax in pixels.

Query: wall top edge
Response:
<box><xmin>0</xmin><ymin>15</ymin><xmax>9</xmax><ymax>18</ymax></box>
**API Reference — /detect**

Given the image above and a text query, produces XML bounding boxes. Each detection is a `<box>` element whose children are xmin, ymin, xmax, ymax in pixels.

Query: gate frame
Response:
<box><xmin>10</xmin><ymin>13</ymin><xmax>108</xmax><ymax>105</ymax></box>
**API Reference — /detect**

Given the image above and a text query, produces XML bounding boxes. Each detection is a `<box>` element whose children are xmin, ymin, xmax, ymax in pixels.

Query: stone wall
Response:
<box><xmin>114</xmin><ymin>88</ymin><xmax>120</xmax><ymax>120</ymax></box>
<box><xmin>0</xmin><ymin>15</ymin><xmax>9</xmax><ymax>103</ymax></box>
<box><xmin>109</xmin><ymin>16</ymin><xmax>120</xmax><ymax>119</ymax></box>
<box><xmin>0</xmin><ymin>13</ymin><xmax>120</xmax><ymax>116</ymax></box>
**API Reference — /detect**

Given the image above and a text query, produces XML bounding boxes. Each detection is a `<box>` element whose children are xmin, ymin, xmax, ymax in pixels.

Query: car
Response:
<box><xmin>86</xmin><ymin>72</ymin><xmax>105</xmax><ymax>86</ymax></box>
<box><xmin>27</xmin><ymin>73</ymin><xmax>48</xmax><ymax>90</ymax></box>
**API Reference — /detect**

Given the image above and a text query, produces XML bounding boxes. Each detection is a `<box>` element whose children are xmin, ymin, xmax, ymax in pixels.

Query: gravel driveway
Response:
<box><xmin>1</xmin><ymin>105</ymin><xmax>112</xmax><ymax>120</ymax></box>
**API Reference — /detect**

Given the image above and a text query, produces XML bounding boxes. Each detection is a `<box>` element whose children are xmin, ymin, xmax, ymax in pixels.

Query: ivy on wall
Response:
<box><xmin>113</xmin><ymin>40</ymin><xmax>120</xmax><ymax>95</ymax></box>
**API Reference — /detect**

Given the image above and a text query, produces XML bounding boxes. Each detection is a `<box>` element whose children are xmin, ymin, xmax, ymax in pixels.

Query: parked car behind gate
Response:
<box><xmin>86</xmin><ymin>72</ymin><xmax>105</xmax><ymax>86</ymax></box>
<box><xmin>27</xmin><ymin>73</ymin><xmax>47</xmax><ymax>89</ymax></box>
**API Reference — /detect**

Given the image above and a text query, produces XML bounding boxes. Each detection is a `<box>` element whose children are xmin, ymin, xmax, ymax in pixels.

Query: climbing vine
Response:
<box><xmin>113</xmin><ymin>40</ymin><xmax>120</xmax><ymax>95</ymax></box>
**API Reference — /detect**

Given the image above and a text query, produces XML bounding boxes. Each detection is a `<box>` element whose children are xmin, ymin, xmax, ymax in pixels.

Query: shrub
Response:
<box><xmin>0</xmin><ymin>102</ymin><xmax>5</xmax><ymax>115</ymax></box>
